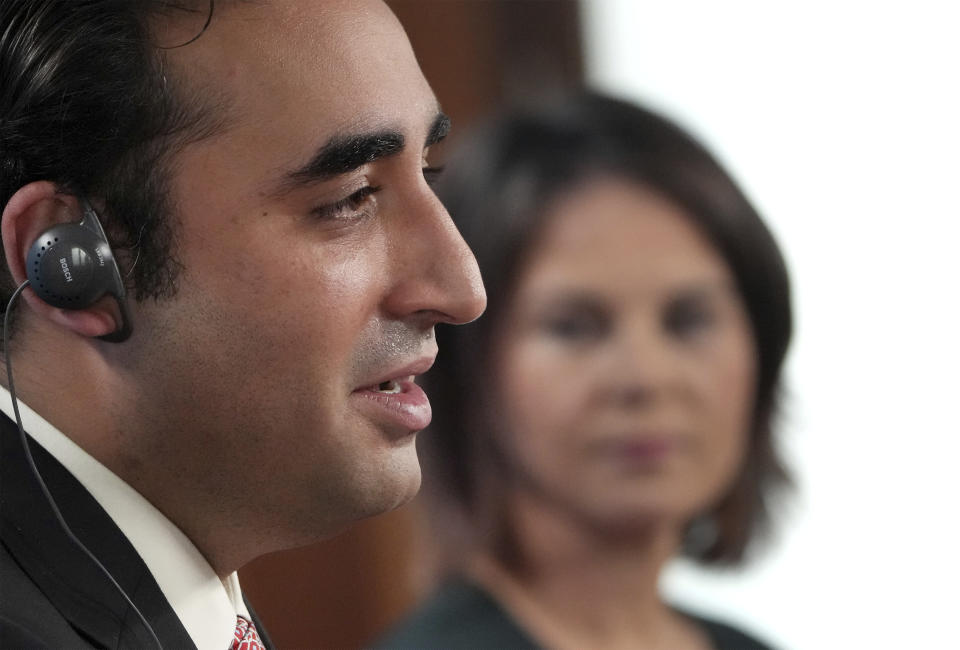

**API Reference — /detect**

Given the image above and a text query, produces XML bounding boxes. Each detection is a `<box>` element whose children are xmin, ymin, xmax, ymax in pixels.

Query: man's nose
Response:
<box><xmin>382</xmin><ymin>186</ymin><xmax>487</xmax><ymax>326</ymax></box>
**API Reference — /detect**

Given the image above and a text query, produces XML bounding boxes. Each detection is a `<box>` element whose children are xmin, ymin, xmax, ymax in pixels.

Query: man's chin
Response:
<box><xmin>377</xmin><ymin>447</ymin><xmax>423</xmax><ymax>512</ymax></box>
<box><xmin>345</xmin><ymin>445</ymin><xmax>423</xmax><ymax>523</ymax></box>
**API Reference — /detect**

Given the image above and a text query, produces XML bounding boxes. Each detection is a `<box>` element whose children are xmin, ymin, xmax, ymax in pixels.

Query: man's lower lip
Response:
<box><xmin>352</xmin><ymin>380</ymin><xmax>432</xmax><ymax>433</ymax></box>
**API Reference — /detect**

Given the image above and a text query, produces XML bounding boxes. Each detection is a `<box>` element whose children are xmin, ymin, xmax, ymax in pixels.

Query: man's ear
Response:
<box><xmin>2</xmin><ymin>182</ymin><xmax>121</xmax><ymax>338</ymax></box>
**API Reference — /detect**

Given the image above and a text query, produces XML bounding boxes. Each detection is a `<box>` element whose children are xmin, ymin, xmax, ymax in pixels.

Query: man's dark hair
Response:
<box><xmin>0</xmin><ymin>0</ymin><xmax>224</xmax><ymax>338</ymax></box>
<box><xmin>422</xmin><ymin>91</ymin><xmax>793</xmax><ymax>566</ymax></box>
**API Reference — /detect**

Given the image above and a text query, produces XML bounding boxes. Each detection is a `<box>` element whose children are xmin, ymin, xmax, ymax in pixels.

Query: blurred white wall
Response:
<box><xmin>582</xmin><ymin>2</ymin><xmax>960</xmax><ymax>648</ymax></box>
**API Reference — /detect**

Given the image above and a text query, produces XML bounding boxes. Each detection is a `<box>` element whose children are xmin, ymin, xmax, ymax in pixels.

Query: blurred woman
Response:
<box><xmin>378</xmin><ymin>92</ymin><xmax>792</xmax><ymax>650</ymax></box>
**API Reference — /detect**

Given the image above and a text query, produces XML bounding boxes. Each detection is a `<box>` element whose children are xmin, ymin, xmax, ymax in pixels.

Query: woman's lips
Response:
<box><xmin>594</xmin><ymin>436</ymin><xmax>681</xmax><ymax>467</ymax></box>
<box><xmin>616</xmin><ymin>439</ymin><xmax>675</xmax><ymax>460</ymax></box>
<box><xmin>352</xmin><ymin>378</ymin><xmax>432</xmax><ymax>434</ymax></box>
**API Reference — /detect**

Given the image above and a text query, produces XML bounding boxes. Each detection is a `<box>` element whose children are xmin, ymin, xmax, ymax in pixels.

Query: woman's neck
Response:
<box><xmin>467</xmin><ymin>492</ymin><xmax>710</xmax><ymax>650</ymax></box>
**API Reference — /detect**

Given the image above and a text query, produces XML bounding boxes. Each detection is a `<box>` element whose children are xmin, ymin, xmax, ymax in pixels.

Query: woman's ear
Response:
<box><xmin>2</xmin><ymin>182</ymin><xmax>120</xmax><ymax>338</ymax></box>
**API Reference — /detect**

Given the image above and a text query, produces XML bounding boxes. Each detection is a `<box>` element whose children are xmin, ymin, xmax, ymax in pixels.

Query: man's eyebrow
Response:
<box><xmin>280</xmin><ymin>111</ymin><xmax>450</xmax><ymax>190</ymax></box>
<box><xmin>426</xmin><ymin>112</ymin><xmax>451</xmax><ymax>147</ymax></box>
<box><xmin>285</xmin><ymin>130</ymin><xmax>405</xmax><ymax>186</ymax></box>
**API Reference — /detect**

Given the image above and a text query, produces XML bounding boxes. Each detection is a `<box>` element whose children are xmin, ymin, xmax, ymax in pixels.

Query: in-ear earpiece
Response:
<box><xmin>25</xmin><ymin>200</ymin><xmax>132</xmax><ymax>342</ymax></box>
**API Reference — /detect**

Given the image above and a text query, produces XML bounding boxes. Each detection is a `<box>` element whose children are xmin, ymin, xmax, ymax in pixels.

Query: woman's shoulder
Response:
<box><xmin>685</xmin><ymin>610</ymin><xmax>777</xmax><ymax>650</ymax></box>
<box><xmin>374</xmin><ymin>581</ymin><xmax>777</xmax><ymax>650</ymax></box>
<box><xmin>373</xmin><ymin>578</ymin><xmax>540</xmax><ymax>650</ymax></box>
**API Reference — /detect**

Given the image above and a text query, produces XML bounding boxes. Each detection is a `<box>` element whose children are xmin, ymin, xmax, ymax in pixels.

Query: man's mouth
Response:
<box><xmin>374</xmin><ymin>379</ymin><xmax>403</xmax><ymax>394</ymax></box>
<box><xmin>357</xmin><ymin>373</ymin><xmax>415</xmax><ymax>395</ymax></box>
<box><xmin>356</xmin><ymin>354</ymin><xmax>435</xmax><ymax>395</ymax></box>
<box><xmin>350</xmin><ymin>357</ymin><xmax>436</xmax><ymax>435</ymax></box>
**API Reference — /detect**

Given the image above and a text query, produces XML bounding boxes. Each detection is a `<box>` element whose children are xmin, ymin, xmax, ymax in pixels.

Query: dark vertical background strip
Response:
<box><xmin>239</xmin><ymin>3</ymin><xmax>583</xmax><ymax>647</ymax></box>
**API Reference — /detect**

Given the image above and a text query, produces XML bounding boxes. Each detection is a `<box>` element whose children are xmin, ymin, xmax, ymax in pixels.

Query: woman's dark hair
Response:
<box><xmin>422</xmin><ymin>91</ymin><xmax>793</xmax><ymax>566</ymax></box>
<box><xmin>0</xmin><ymin>0</ymin><xmax>223</xmax><ymax>340</ymax></box>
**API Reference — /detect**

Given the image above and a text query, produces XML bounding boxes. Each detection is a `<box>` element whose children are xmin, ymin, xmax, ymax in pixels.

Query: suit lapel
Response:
<box><xmin>0</xmin><ymin>414</ymin><xmax>196</xmax><ymax>649</ymax></box>
<box><xmin>244</xmin><ymin>597</ymin><xmax>276</xmax><ymax>650</ymax></box>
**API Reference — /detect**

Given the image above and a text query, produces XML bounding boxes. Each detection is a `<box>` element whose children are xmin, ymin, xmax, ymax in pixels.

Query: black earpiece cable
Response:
<box><xmin>3</xmin><ymin>280</ymin><xmax>162</xmax><ymax>650</ymax></box>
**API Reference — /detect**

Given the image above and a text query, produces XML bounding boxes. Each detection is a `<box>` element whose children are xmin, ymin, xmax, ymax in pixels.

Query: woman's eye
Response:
<box><xmin>310</xmin><ymin>185</ymin><xmax>381</xmax><ymax>221</ymax></box>
<box><xmin>423</xmin><ymin>165</ymin><xmax>445</xmax><ymax>188</ymax></box>
<box><xmin>665</xmin><ymin>300</ymin><xmax>716</xmax><ymax>339</ymax></box>
<box><xmin>540</xmin><ymin>311</ymin><xmax>609</xmax><ymax>343</ymax></box>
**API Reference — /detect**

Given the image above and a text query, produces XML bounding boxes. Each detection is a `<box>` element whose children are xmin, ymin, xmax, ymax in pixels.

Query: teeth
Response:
<box><xmin>376</xmin><ymin>380</ymin><xmax>402</xmax><ymax>394</ymax></box>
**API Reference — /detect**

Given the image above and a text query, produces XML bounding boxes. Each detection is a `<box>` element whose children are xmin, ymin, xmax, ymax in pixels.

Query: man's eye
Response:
<box><xmin>422</xmin><ymin>165</ymin><xmax>445</xmax><ymax>187</ymax></box>
<box><xmin>310</xmin><ymin>185</ymin><xmax>381</xmax><ymax>221</ymax></box>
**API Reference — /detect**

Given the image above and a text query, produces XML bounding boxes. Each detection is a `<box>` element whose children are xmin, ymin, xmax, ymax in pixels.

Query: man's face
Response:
<box><xmin>117</xmin><ymin>1</ymin><xmax>485</xmax><ymax>545</ymax></box>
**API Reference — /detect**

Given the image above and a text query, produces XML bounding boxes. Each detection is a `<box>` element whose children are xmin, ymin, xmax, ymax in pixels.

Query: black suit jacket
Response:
<box><xmin>0</xmin><ymin>413</ymin><xmax>272</xmax><ymax>649</ymax></box>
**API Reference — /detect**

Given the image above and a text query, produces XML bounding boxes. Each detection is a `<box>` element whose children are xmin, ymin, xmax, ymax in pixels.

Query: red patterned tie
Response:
<box><xmin>231</xmin><ymin>616</ymin><xmax>265</xmax><ymax>650</ymax></box>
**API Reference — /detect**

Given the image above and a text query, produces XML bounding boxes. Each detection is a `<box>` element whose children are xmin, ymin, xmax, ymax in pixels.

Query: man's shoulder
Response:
<box><xmin>1</xmin><ymin>414</ymin><xmax>93</xmax><ymax>648</ymax></box>
<box><xmin>0</xmin><ymin>540</ymin><xmax>93</xmax><ymax>648</ymax></box>
<box><xmin>0</xmin><ymin>415</ymin><xmax>193</xmax><ymax>649</ymax></box>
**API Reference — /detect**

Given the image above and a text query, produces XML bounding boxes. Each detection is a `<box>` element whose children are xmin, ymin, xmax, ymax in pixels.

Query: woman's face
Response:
<box><xmin>494</xmin><ymin>178</ymin><xmax>757</xmax><ymax>534</ymax></box>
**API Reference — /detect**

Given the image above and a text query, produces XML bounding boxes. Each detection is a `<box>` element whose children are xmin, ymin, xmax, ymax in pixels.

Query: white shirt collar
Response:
<box><xmin>0</xmin><ymin>386</ymin><xmax>250</xmax><ymax>650</ymax></box>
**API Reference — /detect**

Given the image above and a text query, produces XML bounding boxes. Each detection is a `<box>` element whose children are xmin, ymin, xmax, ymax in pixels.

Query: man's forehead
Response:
<box><xmin>162</xmin><ymin>0</ymin><xmax>415</xmax><ymax>97</ymax></box>
<box><xmin>163</xmin><ymin>1</ymin><xmax>434</xmax><ymax>134</ymax></box>
<box><xmin>157</xmin><ymin>0</ymin><xmax>395</xmax><ymax>37</ymax></box>
<box><xmin>160</xmin><ymin>0</ymin><xmax>440</xmax><ymax>202</ymax></box>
